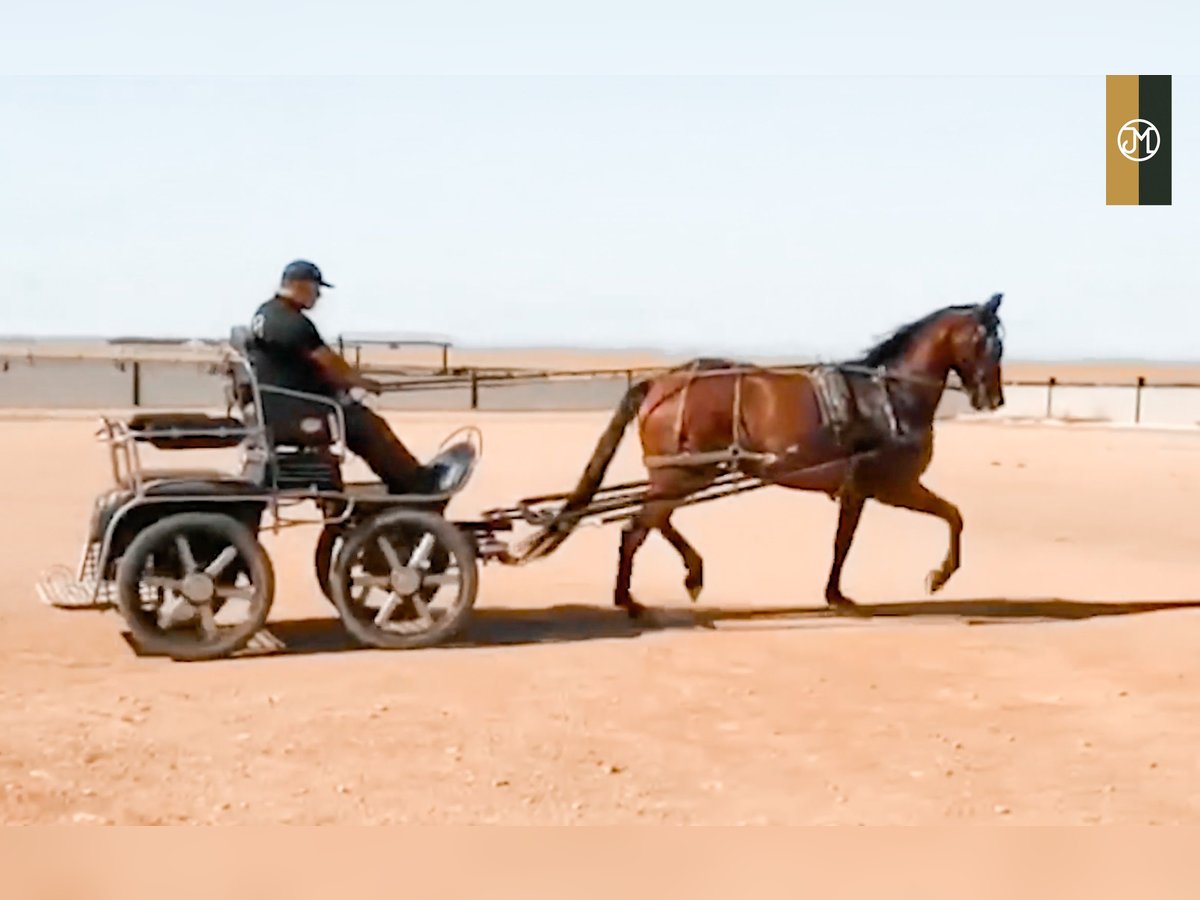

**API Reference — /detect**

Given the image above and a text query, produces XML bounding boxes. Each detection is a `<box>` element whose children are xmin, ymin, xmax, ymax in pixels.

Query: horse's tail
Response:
<box><xmin>519</xmin><ymin>378</ymin><xmax>652</xmax><ymax>560</ymax></box>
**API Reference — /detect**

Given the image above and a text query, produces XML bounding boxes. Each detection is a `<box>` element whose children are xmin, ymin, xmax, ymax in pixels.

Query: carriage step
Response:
<box><xmin>234</xmin><ymin>629</ymin><xmax>288</xmax><ymax>656</ymax></box>
<box><xmin>35</xmin><ymin>566</ymin><xmax>112</xmax><ymax>609</ymax></box>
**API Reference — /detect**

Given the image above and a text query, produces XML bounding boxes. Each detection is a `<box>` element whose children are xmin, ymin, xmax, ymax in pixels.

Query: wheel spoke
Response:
<box><xmin>143</xmin><ymin>575</ymin><xmax>185</xmax><ymax>592</ymax></box>
<box><xmin>350</xmin><ymin>573</ymin><xmax>392</xmax><ymax>589</ymax></box>
<box><xmin>197</xmin><ymin>605</ymin><xmax>218</xmax><ymax>641</ymax></box>
<box><xmin>213</xmin><ymin>584</ymin><xmax>255</xmax><ymax>601</ymax></box>
<box><xmin>375</xmin><ymin>536</ymin><xmax>403</xmax><ymax>573</ymax></box>
<box><xmin>174</xmin><ymin>535</ymin><xmax>198</xmax><ymax>573</ymax></box>
<box><xmin>408</xmin><ymin>533</ymin><xmax>437</xmax><ymax>568</ymax></box>
<box><xmin>409</xmin><ymin>593</ymin><xmax>434</xmax><ymax>626</ymax></box>
<box><xmin>422</xmin><ymin>571</ymin><xmax>459</xmax><ymax>588</ymax></box>
<box><xmin>204</xmin><ymin>546</ymin><xmax>239</xmax><ymax>579</ymax></box>
<box><xmin>373</xmin><ymin>593</ymin><xmax>402</xmax><ymax>626</ymax></box>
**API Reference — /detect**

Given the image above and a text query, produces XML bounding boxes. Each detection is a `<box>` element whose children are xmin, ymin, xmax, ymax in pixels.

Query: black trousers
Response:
<box><xmin>340</xmin><ymin>402</ymin><xmax>426</xmax><ymax>492</ymax></box>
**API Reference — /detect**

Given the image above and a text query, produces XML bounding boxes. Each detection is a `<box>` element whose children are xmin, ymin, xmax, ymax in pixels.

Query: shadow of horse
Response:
<box><xmin>155</xmin><ymin>596</ymin><xmax>1200</xmax><ymax>660</ymax></box>
<box><xmin>686</xmin><ymin>597</ymin><xmax>1200</xmax><ymax>629</ymax></box>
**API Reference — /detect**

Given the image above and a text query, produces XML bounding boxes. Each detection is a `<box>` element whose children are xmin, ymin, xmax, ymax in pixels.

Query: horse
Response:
<box><xmin>526</xmin><ymin>293</ymin><xmax>1006</xmax><ymax>618</ymax></box>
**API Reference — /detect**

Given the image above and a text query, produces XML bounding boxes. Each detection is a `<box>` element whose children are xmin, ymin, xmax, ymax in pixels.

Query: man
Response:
<box><xmin>248</xmin><ymin>259</ymin><xmax>436</xmax><ymax>493</ymax></box>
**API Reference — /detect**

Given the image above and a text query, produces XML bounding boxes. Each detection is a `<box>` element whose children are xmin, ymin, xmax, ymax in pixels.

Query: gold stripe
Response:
<box><xmin>1107</xmin><ymin>75</ymin><xmax>1139</xmax><ymax>205</ymax></box>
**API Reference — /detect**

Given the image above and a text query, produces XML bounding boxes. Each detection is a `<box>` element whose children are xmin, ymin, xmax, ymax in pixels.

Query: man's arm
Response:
<box><xmin>309</xmin><ymin>346</ymin><xmax>384</xmax><ymax>394</ymax></box>
<box><xmin>261</xmin><ymin>308</ymin><xmax>384</xmax><ymax>395</ymax></box>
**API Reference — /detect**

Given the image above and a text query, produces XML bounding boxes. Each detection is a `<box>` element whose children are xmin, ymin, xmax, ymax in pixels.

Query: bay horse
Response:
<box><xmin>527</xmin><ymin>293</ymin><xmax>1006</xmax><ymax>617</ymax></box>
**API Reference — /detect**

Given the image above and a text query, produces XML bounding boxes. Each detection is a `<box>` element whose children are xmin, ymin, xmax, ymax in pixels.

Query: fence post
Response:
<box><xmin>1135</xmin><ymin>375</ymin><xmax>1145</xmax><ymax>424</ymax></box>
<box><xmin>132</xmin><ymin>361</ymin><xmax>142</xmax><ymax>407</ymax></box>
<box><xmin>441</xmin><ymin>344</ymin><xmax>449</xmax><ymax>374</ymax></box>
<box><xmin>626</xmin><ymin>369</ymin><xmax>633</xmax><ymax>389</ymax></box>
<box><xmin>1045</xmin><ymin>377</ymin><xmax>1055</xmax><ymax>419</ymax></box>
<box><xmin>469</xmin><ymin>370</ymin><xmax>479</xmax><ymax>410</ymax></box>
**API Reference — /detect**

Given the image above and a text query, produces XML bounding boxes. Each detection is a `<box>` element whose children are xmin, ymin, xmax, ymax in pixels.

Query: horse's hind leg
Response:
<box><xmin>614</xmin><ymin>516</ymin><xmax>652</xmax><ymax>618</ymax></box>
<box><xmin>874</xmin><ymin>480</ymin><xmax>963</xmax><ymax>593</ymax></box>
<box><xmin>659</xmin><ymin>515</ymin><xmax>704</xmax><ymax>601</ymax></box>
<box><xmin>614</xmin><ymin>498</ymin><xmax>682</xmax><ymax>618</ymax></box>
<box><xmin>614</xmin><ymin>471</ymin><xmax>709</xmax><ymax>617</ymax></box>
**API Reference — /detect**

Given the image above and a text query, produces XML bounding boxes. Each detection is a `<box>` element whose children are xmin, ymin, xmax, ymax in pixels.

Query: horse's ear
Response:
<box><xmin>983</xmin><ymin>292</ymin><xmax>1003</xmax><ymax>314</ymax></box>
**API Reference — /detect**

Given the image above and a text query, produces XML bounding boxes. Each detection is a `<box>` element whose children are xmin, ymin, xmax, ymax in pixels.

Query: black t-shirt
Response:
<box><xmin>248</xmin><ymin>296</ymin><xmax>331</xmax><ymax>396</ymax></box>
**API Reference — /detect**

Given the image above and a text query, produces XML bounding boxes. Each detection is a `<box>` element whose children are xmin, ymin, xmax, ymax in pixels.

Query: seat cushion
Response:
<box><xmin>128</xmin><ymin>413</ymin><xmax>250</xmax><ymax>449</ymax></box>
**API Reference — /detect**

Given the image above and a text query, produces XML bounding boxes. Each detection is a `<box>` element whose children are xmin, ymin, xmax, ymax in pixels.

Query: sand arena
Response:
<box><xmin>2</xmin><ymin>408</ymin><xmax>1199</xmax><ymax>824</ymax></box>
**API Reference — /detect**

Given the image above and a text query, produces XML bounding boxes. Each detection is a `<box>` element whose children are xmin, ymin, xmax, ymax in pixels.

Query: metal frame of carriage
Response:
<box><xmin>35</xmin><ymin>328</ymin><xmax>512</xmax><ymax>660</ymax></box>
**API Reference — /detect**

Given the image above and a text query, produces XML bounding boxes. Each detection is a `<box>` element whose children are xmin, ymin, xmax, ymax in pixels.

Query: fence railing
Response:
<box><xmin>335</xmin><ymin>334</ymin><xmax>454</xmax><ymax>373</ymax></box>
<box><xmin>0</xmin><ymin>350</ymin><xmax>1198</xmax><ymax>425</ymax></box>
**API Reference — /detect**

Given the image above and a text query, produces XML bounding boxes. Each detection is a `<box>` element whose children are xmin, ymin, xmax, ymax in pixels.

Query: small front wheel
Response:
<box><xmin>115</xmin><ymin>512</ymin><xmax>275</xmax><ymax>661</ymax></box>
<box><xmin>329</xmin><ymin>509</ymin><xmax>478</xmax><ymax>650</ymax></box>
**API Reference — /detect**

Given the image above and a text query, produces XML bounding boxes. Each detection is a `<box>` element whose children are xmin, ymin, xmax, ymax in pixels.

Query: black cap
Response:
<box><xmin>281</xmin><ymin>259</ymin><xmax>333</xmax><ymax>288</ymax></box>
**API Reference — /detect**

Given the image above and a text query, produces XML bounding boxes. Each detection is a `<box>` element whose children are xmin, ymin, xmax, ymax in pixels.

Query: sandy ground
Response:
<box><xmin>2</xmin><ymin>410</ymin><xmax>1200</xmax><ymax>824</ymax></box>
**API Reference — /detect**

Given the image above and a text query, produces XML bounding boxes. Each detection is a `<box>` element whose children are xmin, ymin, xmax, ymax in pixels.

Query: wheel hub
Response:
<box><xmin>388</xmin><ymin>567</ymin><xmax>422</xmax><ymax>596</ymax></box>
<box><xmin>180</xmin><ymin>573</ymin><xmax>215</xmax><ymax>603</ymax></box>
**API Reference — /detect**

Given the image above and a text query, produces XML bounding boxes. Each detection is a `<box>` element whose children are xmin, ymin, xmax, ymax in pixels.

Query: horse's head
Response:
<box><xmin>945</xmin><ymin>293</ymin><xmax>1005</xmax><ymax>411</ymax></box>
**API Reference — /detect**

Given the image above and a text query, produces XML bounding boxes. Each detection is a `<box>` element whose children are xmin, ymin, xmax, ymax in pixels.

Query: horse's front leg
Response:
<box><xmin>825</xmin><ymin>488</ymin><xmax>866</xmax><ymax>612</ymax></box>
<box><xmin>874</xmin><ymin>480</ymin><xmax>963</xmax><ymax>593</ymax></box>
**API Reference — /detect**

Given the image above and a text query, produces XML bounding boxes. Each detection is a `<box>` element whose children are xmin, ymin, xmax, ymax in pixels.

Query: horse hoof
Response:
<box><xmin>618</xmin><ymin>597</ymin><xmax>646</xmax><ymax>620</ymax></box>
<box><xmin>827</xmin><ymin>594</ymin><xmax>861</xmax><ymax>615</ymax></box>
<box><xmin>685</xmin><ymin>579</ymin><xmax>703</xmax><ymax>602</ymax></box>
<box><xmin>926</xmin><ymin>570</ymin><xmax>948</xmax><ymax>593</ymax></box>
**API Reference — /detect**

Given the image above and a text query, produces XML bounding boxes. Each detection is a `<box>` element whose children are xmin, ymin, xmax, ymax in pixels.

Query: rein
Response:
<box><xmin>652</xmin><ymin>360</ymin><xmax>950</xmax><ymax>391</ymax></box>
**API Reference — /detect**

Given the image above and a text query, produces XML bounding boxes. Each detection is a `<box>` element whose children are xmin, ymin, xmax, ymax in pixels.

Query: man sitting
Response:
<box><xmin>248</xmin><ymin>259</ymin><xmax>437</xmax><ymax>494</ymax></box>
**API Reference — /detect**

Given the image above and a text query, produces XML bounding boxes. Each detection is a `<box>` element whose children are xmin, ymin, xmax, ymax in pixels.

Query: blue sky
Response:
<box><xmin>1</xmin><ymin>1</ymin><xmax>1197</xmax><ymax>360</ymax></box>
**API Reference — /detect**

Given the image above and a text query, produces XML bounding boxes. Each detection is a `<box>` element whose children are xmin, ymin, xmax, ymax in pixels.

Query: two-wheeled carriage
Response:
<box><xmin>36</xmin><ymin>327</ymin><xmax>508</xmax><ymax>660</ymax></box>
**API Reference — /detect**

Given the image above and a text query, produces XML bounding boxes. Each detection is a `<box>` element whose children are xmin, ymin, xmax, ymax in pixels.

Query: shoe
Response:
<box><xmin>417</xmin><ymin>465</ymin><xmax>444</xmax><ymax>495</ymax></box>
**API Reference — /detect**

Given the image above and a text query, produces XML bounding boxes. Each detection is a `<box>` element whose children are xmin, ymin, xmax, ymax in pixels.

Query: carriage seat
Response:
<box><xmin>227</xmin><ymin>326</ymin><xmax>340</xmax><ymax>447</ymax></box>
<box><xmin>128</xmin><ymin>413</ymin><xmax>249</xmax><ymax>450</ymax></box>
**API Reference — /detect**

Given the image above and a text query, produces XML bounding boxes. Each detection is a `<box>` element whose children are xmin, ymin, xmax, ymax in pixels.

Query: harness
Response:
<box><xmin>642</xmin><ymin>361</ymin><xmax>935</xmax><ymax>474</ymax></box>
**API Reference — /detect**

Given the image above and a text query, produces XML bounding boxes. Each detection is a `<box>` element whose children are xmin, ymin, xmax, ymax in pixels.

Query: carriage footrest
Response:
<box><xmin>35</xmin><ymin>565</ymin><xmax>112</xmax><ymax>609</ymax></box>
<box><xmin>273</xmin><ymin>453</ymin><xmax>343</xmax><ymax>492</ymax></box>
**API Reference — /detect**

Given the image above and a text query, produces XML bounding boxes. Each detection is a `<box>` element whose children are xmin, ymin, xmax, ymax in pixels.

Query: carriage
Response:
<box><xmin>36</xmin><ymin>327</ymin><xmax>514</xmax><ymax>660</ymax></box>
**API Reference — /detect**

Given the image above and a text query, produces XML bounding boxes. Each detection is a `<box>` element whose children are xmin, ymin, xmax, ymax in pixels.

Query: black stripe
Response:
<box><xmin>1138</xmin><ymin>75</ymin><xmax>1171</xmax><ymax>205</ymax></box>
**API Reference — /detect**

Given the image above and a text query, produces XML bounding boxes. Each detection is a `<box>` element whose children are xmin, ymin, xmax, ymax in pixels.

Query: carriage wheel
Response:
<box><xmin>115</xmin><ymin>512</ymin><xmax>275</xmax><ymax>661</ymax></box>
<box><xmin>314</xmin><ymin>524</ymin><xmax>343</xmax><ymax>601</ymax></box>
<box><xmin>329</xmin><ymin>509</ymin><xmax>478</xmax><ymax>650</ymax></box>
<box><xmin>315</xmin><ymin>524</ymin><xmax>379</xmax><ymax>607</ymax></box>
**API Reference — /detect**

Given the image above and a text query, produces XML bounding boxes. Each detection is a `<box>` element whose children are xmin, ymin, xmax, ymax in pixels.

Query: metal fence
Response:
<box><xmin>0</xmin><ymin>352</ymin><xmax>1198</xmax><ymax>426</ymax></box>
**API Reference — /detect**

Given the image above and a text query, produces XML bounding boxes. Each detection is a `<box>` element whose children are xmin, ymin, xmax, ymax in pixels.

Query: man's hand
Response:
<box><xmin>310</xmin><ymin>346</ymin><xmax>383</xmax><ymax>394</ymax></box>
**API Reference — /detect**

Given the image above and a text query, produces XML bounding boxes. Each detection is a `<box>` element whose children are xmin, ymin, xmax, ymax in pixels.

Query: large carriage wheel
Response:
<box><xmin>115</xmin><ymin>512</ymin><xmax>275</xmax><ymax>661</ymax></box>
<box><xmin>314</xmin><ymin>524</ymin><xmax>343</xmax><ymax>601</ymax></box>
<box><xmin>329</xmin><ymin>509</ymin><xmax>478</xmax><ymax>650</ymax></box>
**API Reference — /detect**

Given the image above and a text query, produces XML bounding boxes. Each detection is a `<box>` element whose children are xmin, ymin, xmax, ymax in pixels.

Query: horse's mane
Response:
<box><xmin>851</xmin><ymin>301</ymin><xmax>996</xmax><ymax>368</ymax></box>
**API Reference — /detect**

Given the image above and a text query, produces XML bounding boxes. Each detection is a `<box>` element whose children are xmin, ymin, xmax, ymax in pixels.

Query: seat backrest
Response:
<box><xmin>228</xmin><ymin>328</ymin><xmax>261</xmax><ymax>412</ymax></box>
<box><xmin>230</xmin><ymin>325</ymin><xmax>253</xmax><ymax>356</ymax></box>
<box><xmin>227</xmin><ymin>323</ymin><xmax>341</xmax><ymax>456</ymax></box>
